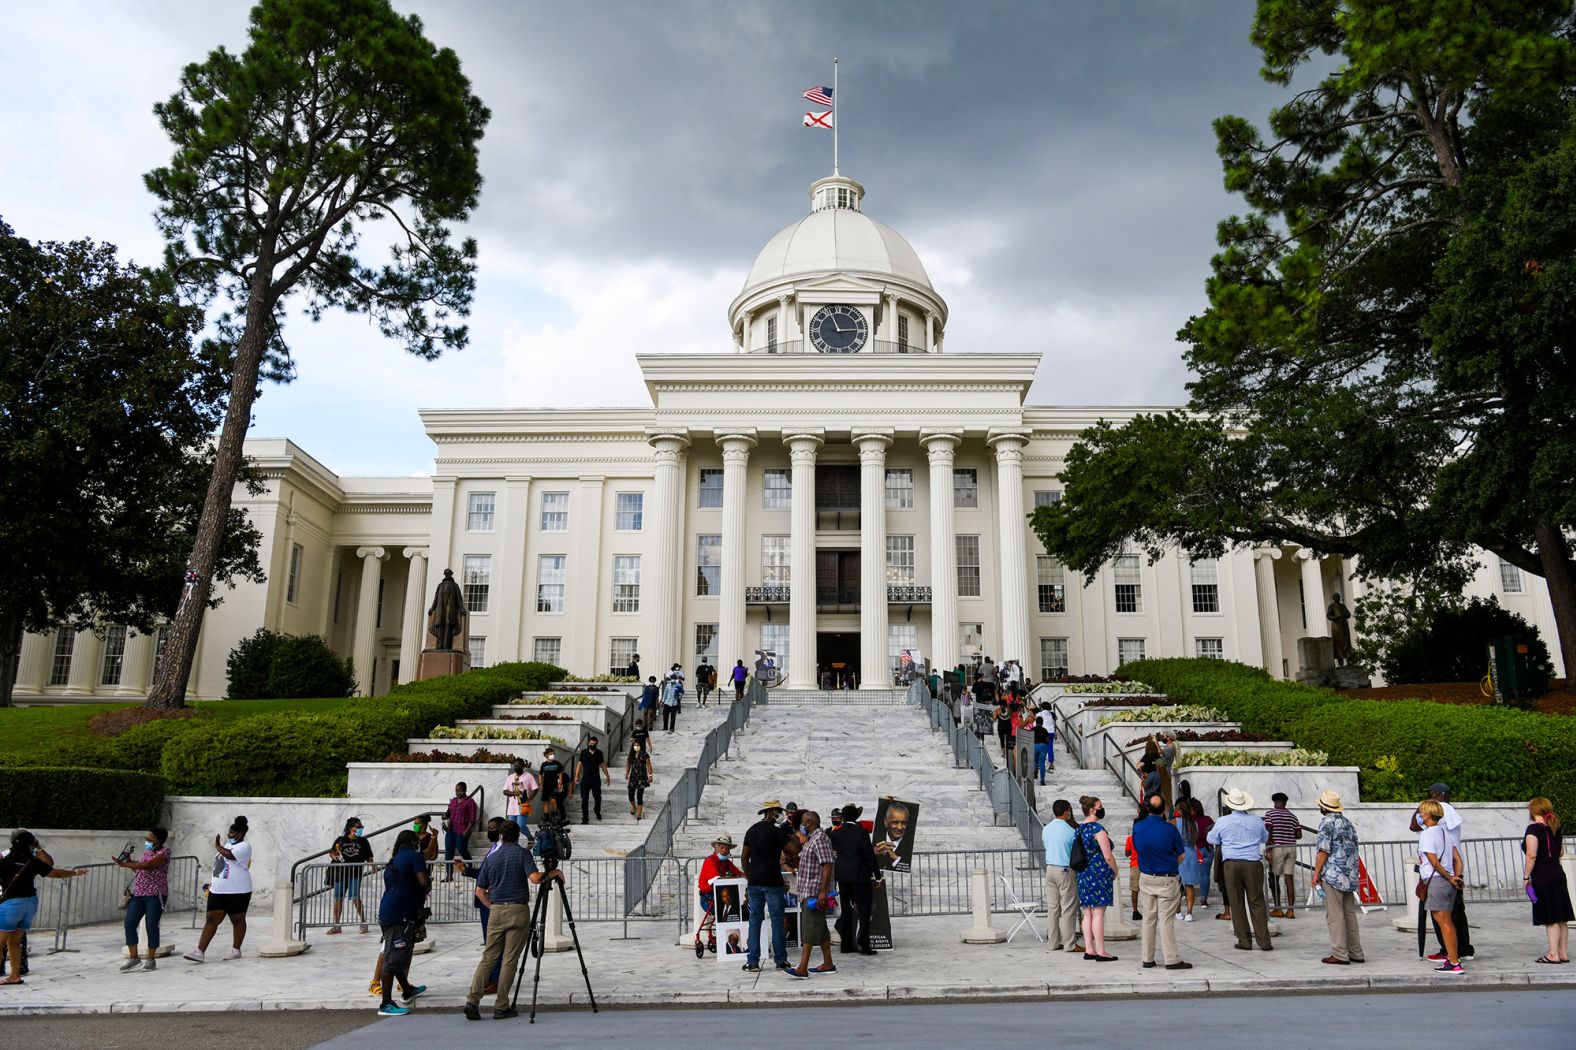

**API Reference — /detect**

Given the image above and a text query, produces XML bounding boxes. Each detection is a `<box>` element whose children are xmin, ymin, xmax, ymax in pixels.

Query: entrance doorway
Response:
<box><xmin>816</xmin><ymin>632</ymin><xmax>860</xmax><ymax>689</ymax></box>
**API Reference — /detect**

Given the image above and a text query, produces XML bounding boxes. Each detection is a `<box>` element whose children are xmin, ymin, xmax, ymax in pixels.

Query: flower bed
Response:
<box><xmin>382</xmin><ymin>748</ymin><xmax>521</xmax><ymax>764</ymax></box>
<box><xmin>1175</xmin><ymin>747</ymin><xmax>1329</xmax><ymax>768</ymax></box>
<box><xmin>1128</xmin><ymin>729</ymin><xmax>1270</xmax><ymax>746</ymax></box>
<box><xmin>1065</xmin><ymin>681</ymin><xmax>1158</xmax><ymax>695</ymax></box>
<box><xmin>491</xmin><ymin>712</ymin><xmax>577</xmax><ymax>722</ymax></box>
<box><xmin>427</xmin><ymin>725</ymin><xmax>568</xmax><ymax>745</ymax></box>
<box><xmin>564</xmin><ymin>673</ymin><xmax>639</xmax><ymax>684</ymax></box>
<box><xmin>1096</xmin><ymin>704</ymin><xmax>1224</xmax><ymax>725</ymax></box>
<box><xmin>508</xmin><ymin>694</ymin><xmax>602</xmax><ymax>706</ymax></box>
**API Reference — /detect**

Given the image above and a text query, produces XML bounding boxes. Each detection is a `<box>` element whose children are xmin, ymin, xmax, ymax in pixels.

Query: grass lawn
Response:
<box><xmin>0</xmin><ymin>697</ymin><xmax>358</xmax><ymax>763</ymax></box>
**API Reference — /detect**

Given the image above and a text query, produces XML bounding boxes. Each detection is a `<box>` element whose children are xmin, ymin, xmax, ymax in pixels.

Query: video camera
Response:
<box><xmin>533</xmin><ymin>810</ymin><xmax>573</xmax><ymax>870</ymax></box>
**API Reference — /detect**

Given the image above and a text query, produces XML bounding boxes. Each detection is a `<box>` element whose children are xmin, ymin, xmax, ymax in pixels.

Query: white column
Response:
<box><xmin>65</xmin><ymin>629</ymin><xmax>102</xmax><ymax>695</ymax></box>
<box><xmin>648</xmin><ymin>431</ymin><xmax>691</xmax><ymax>665</ymax></box>
<box><xmin>741</xmin><ymin>311</ymin><xmax>753</xmax><ymax>354</ymax></box>
<box><xmin>878</xmin><ymin>293</ymin><xmax>897</xmax><ymax>347</ymax></box>
<box><xmin>855</xmin><ymin>430</ymin><xmax>893</xmax><ymax>687</ymax></box>
<box><xmin>352</xmin><ymin>546</ymin><xmax>388</xmax><ymax>696</ymax></box>
<box><xmin>922</xmin><ymin>430</ymin><xmax>962</xmax><ymax>675</ymax></box>
<box><xmin>1297</xmin><ymin>548</ymin><xmax>1327</xmax><ymax>637</ymax></box>
<box><xmin>13</xmin><ymin>632</ymin><xmax>51</xmax><ymax>696</ymax></box>
<box><xmin>1254</xmin><ymin>547</ymin><xmax>1285</xmax><ymax>677</ymax></box>
<box><xmin>319</xmin><ymin>546</ymin><xmax>342</xmax><ymax>637</ymax></box>
<box><xmin>400</xmin><ymin>548</ymin><xmax>430</xmax><ymax>682</ymax></box>
<box><xmin>782</xmin><ymin>293</ymin><xmax>802</xmax><ymax>344</ymax></box>
<box><xmin>114</xmin><ymin>631</ymin><xmax>154</xmax><ymax>697</ymax></box>
<box><xmin>776</xmin><ymin>295</ymin><xmax>791</xmax><ymax>351</ymax></box>
<box><xmin>785</xmin><ymin>430</ymin><xmax>824</xmax><ymax>688</ymax></box>
<box><xmin>989</xmin><ymin>430</ymin><xmax>1032</xmax><ymax>667</ymax></box>
<box><xmin>716</xmin><ymin>431</ymin><xmax>756</xmax><ymax>671</ymax></box>
<box><xmin>494</xmin><ymin>476</ymin><xmax>532</xmax><ymax>663</ymax></box>
<box><xmin>925</xmin><ymin>310</ymin><xmax>936</xmax><ymax>353</ymax></box>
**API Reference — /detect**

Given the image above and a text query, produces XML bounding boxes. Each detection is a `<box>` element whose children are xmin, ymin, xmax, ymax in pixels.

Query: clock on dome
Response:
<box><xmin>807</xmin><ymin>304</ymin><xmax>868</xmax><ymax>354</ymax></box>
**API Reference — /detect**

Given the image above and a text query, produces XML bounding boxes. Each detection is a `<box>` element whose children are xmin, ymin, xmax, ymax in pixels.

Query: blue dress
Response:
<box><xmin>1075</xmin><ymin>822</ymin><xmax>1114</xmax><ymax>908</ymax></box>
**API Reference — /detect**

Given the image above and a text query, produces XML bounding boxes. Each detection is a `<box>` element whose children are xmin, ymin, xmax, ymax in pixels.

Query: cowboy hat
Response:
<box><xmin>839</xmin><ymin>803</ymin><xmax>864</xmax><ymax>821</ymax></box>
<box><xmin>1222</xmin><ymin>787</ymin><xmax>1255</xmax><ymax>811</ymax></box>
<box><xmin>711</xmin><ymin>833</ymin><xmax>736</xmax><ymax>848</ymax></box>
<box><xmin>1317</xmin><ymin>789</ymin><xmax>1344</xmax><ymax>812</ymax></box>
<box><xmin>758</xmin><ymin>799</ymin><xmax>785</xmax><ymax>814</ymax></box>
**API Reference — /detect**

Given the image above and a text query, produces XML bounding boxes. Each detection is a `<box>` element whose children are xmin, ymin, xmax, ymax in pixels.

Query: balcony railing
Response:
<box><xmin>748</xmin><ymin>339</ymin><xmax>931</xmax><ymax>355</ymax></box>
<box><xmin>887</xmin><ymin>584</ymin><xmax>932</xmax><ymax>604</ymax></box>
<box><xmin>745</xmin><ymin>585</ymin><xmax>790</xmax><ymax>605</ymax></box>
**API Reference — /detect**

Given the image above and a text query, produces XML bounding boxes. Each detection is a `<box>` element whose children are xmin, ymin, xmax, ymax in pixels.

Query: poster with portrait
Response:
<box><xmin>867</xmin><ymin>879</ymin><xmax>896</xmax><ymax>952</ymax></box>
<box><xmin>712</xmin><ymin>877</ymin><xmax>745</xmax><ymax>925</ymax></box>
<box><xmin>873</xmin><ymin>796</ymin><xmax>919</xmax><ymax>873</ymax></box>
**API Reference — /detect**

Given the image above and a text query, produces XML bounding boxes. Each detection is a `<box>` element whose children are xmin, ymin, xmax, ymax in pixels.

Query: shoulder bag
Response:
<box><xmin>1069</xmin><ymin>826</ymin><xmax>1090</xmax><ymax>873</ymax></box>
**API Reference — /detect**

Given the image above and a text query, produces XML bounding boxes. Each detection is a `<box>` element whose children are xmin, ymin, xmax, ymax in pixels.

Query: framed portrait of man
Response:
<box><xmin>873</xmin><ymin>796</ymin><xmax>918</xmax><ymax>873</ymax></box>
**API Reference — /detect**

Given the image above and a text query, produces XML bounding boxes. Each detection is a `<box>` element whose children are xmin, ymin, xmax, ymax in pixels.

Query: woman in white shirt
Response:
<box><xmin>183</xmin><ymin>816</ymin><xmax>254</xmax><ymax>963</ymax></box>
<box><xmin>1417</xmin><ymin>800</ymin><xmax>1464</xmax><ymax>974</ymax></box>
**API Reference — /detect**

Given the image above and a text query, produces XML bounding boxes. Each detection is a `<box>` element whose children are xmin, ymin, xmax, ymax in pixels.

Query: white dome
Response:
<box><xmin>741</xmin><ymin>207</ymin><xmax>933</xmax><ymax>295</ymax></box>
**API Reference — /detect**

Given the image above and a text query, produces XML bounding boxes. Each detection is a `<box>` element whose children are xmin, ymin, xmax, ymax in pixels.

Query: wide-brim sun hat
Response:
<box><xmin>711</xmin><ymin>834</ymin><xmax>736</xmax><ymax>848</ymax></box>
<box><xmin>1317</xmin><ymin>789</ymin><xmax>1344</xmax><ymax>812</ymax></box>
<box><xmin>839</xmin><ymin>803</ymin><xmax>863</xmax><ymax>821</ymax></box>
<box><xmin>758</xmin><ymin>799</ymin><xmax>785</xmax><ymax>814</ymax></box>
<box><xmin>1223</xmin><ymin>787</ymin><xmax>1255</xmax><ymax>811</ymax></box>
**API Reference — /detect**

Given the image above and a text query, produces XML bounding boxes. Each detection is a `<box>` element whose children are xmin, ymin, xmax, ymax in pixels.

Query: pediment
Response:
<box><xmin>794</xmin><ymin>272</ymin><xmax>889</xmax><ymax>297</ymax></box>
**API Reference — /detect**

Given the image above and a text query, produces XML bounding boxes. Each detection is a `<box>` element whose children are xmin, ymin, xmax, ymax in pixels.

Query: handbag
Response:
<box><xmin>1414</xmin><ymin>874</ymin><xmax>1432</xmax><ymax>902</ymax></box>
<box><xmin>119</xmin><ymin>882</ymin><xmax>134</xmax><ymax>909</ymax></box>
<box><xmin>1069</xmin><ymin>826</ymin><xmax>1090</xmax><ymax>873</ymax></box>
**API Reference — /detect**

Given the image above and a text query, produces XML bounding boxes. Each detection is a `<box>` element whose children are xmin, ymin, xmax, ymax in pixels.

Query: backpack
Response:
<box><xmin>1069</xmin><ymin>825</ymin><xmax>1091</xmax><ymax>873</ymax></box>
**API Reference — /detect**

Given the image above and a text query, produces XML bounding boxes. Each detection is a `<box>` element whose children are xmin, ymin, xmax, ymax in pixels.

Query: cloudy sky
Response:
<box><xmin>1</xmin><ymin>0</ymin><xmax>1286</xmax><ymax>476</ymax></box>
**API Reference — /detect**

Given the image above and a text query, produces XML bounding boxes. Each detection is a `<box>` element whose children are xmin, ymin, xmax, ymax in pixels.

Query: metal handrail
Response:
<box><xmin>286</xmin><ymin>782</ymin><xmax>486</xmax><ymax>893</ymax></box>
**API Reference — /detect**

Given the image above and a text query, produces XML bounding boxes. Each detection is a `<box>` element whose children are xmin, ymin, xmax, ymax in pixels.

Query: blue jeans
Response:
<box><xmin>746</xmin><ymin>885</ymin><xmax>787</xmax><ymax>968</ymax></box>
<box><xmin>509</xmin><ymin>813</ymin><xmax>529</xmax><ymax>833</ymax></box>
<box><xmin>444</xmin><ymin>829</ymin><xmax>472</xmax><ymax>862</ymax></box>
<box><xmin>1034</xmin><ymin>743</ymin><xmax>1050</xmax><ymax>783</ymax></box>
<box><xmin>124</xmin><ymin>894</ymin><xmax>164</xmax><ymax>950</ymax></box>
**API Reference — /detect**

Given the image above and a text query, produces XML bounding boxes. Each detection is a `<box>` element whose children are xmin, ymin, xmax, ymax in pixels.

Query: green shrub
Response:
<box><xmin>226</xmin><ymin>628</ymin><xmax>281</xmax><ymax>700</ymax></box>
<box><xmin>226</xmin><ymin>628</ymin><xmax>357</xmax><ymax>699</ymax></box>
<box><xmin>0</xmin><ymin>767</ymin><xmax>165</xmax><ymax>829</ymax></box>
<box><xmin>1383</xmin><ymin>595</ymin><xmax>1554</xmax><ymax>687</ymax></box>
<box><xmin>1123</xmin><ymin>657</ymin><xmax>1576</xmax><ymax>814</ymax></box>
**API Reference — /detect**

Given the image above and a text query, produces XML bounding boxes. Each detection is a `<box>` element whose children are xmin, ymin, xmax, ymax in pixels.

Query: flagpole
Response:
<box><xmin>833</xmin><ymin>57</ymin><xmax>839</xmax><ymax>176</ymax></box>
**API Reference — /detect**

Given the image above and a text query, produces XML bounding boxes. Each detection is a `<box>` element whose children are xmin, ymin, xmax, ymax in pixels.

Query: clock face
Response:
<box><xmin>808</xmin><ymin>304</ymin><xmax>869</xmax><ymax>354</ymax></box>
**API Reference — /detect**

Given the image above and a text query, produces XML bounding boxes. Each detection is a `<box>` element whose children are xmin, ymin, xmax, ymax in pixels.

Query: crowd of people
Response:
<box><xmin>1039</xmin><ymin>782</ymin><xmax>1572</xmax><ymax>973</ymax></box>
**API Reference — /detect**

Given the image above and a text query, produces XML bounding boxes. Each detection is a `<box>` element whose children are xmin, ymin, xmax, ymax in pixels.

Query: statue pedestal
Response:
<box><xmin>417</xmin><ymin>648</ymin><xmax>470</xmax><ymax>682</ymax></box>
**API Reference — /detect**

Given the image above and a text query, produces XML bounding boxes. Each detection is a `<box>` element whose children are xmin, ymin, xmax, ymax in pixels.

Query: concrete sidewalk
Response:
<box><xmin>3</xmin><ymin>900</ymin><xmax>1571</xmax><ymax>1016</ymax></box>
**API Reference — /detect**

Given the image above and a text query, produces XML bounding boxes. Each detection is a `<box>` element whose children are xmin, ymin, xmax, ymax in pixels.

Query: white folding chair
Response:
<box><xmin>998</xmin><ymin>874</ymin><xmax>1044</xmax><ymax>943</ymax></box>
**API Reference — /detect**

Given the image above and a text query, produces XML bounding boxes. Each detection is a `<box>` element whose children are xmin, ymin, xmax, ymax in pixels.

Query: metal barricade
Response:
<box><xmin>48</xmin><ymin>855</ymin><xmax>203</xmax><ymax>953</ymax></box>
<box><xmin>1276</xmin><ymin>836</ymin><xmax>1533</xmax><ymax>909</ymax></box>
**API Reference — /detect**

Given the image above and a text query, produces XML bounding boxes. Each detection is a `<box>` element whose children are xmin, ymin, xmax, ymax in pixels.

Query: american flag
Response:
<box><xmin>803</xmin><ymin>85</ymin><xmax>833</xmax><ymax>107</ymax></box>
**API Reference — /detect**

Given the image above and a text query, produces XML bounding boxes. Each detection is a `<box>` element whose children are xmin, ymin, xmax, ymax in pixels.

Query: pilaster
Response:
<box><xmin>352</xmin><ymin>546</ymin><xmax>388</xmax><ymax>696</ymax></box>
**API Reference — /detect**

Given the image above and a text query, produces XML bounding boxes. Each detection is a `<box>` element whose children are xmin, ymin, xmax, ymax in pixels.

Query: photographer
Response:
<box><xmin>462</xmin><ymin>820</ymin><xmax>559</xmax><ymax>1022</ymax></box>
<box><xmin>115</xmin><ymin>827</ymin><xmax>171</xmax><ymax>971</ymax></box>
<box><xmin>1</xmin><ymin>830</ymin><xmax>88</xmax><ymax>984</ymax></box>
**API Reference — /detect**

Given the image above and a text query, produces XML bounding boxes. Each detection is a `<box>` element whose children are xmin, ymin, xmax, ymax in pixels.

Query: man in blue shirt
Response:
<box><xmin>1132</xmin><ymin>796</ymin><xmax>1190</xmax><ymax>969</ymax></box>
<box><xmin>1207</xmin><ymin>787</ymin><xmax>1273</xmax><ymax>951</ymax></box>
<box><xmin>375</xmin><ymin>830</ymin><xmax>430</xmax><ymax>1016</ymax></box>
<box><xmin>463</xmin><ymin>820</ymin><xmax>555</xmax><ymax>1021</ymax></box>
<box><xmin>1040</xmin><ymin>800</ymin><xmax>1082</xmax><ymax>953</ymax></box>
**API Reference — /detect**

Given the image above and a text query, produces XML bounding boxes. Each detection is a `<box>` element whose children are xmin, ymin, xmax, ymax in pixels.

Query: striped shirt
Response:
<box><xmin>1263</xmin><ymin>806</ymin><xmax>1301</xmax><ymax>846</ymax></box>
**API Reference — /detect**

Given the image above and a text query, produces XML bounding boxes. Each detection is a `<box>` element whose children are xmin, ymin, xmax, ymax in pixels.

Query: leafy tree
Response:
<box><xmin>1032</xmin><ymin>1</ymin><xmax>1576</xmax><ymax>688</ymax></box>
<box><xmin>225</xmin><ymin>628</ymin><xmax>355</xmax><ymax>698</ymax></box>
<box><xmin>1383</xmin><ymin>596</ymin><xmax>1553</xmax><ymax>687</ymax></box>
<box><xmin>0</xmin><ymin>219</ymin><xmax>262</xmax><ymax>707</ymax></box>
<box><xmin>143</xmin><ymin>0</ymin><xmax>490</xmax><ymax>708</ymax></box>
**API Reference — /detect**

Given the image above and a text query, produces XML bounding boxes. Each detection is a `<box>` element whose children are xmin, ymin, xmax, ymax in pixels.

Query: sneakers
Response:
<box><xmin>463</xmin><ymin>1003</ymin><xmax>482</xmax><ymax>1021</ymax></box>
<box><xmin>120</xmin><ymin>957</ymin><xmax>143</xmax><ymax>972</ymax></box>
<box><xmin>741</xmin><ymin>963</ymin><xmax>761</xmax><ymax>972</ymax></box>
<box><xmin>402</xmin><ymin>984</ymin><xmax>427</xmax><ymax>1002</ymax></box>
<box><xmin>493</xmin><ymin>1007</ymin><xmax>518</xmax><ymax>1020</ymax></box>
<box><xmin>1426</xmin><ymin>951</ymin><xmax>1449</xmax><ymax>962</ymax></box>
<box><xmin>326</xmin><ymin>926</ymin><xmax>344</xmax><ymax>935</ymax></box>
<box><xmin>359</xmin><ymin>924</ymin><xmax>369</xmax><ymax>935</ymax></box>
<box><xmin>1434</xmin><ymin>962</ymin><xmax>1465</xmax><ymax>974</ymax></box>
<box><xmin>222</xmin><ymin>947</ymin><xmax>242</xmax><ymax>961</ymax></box>
<box><xmin>182</xmin><ymin>949</ymin><xmax>205</xmax><ymax>963</ymax></box>
<box><xmin>1182</xmin><ymin>913</ymin><xmax>1195</xmax><ymax>923</ymax></box>
<box><xmin>142</xmin><ymin>959</ymin><xmax>157</xmax><ymax>972</ymax></box>
<box><xmin>1460</xmin><ymin>954</ymin><xmax>1475</xmax><ymax>961</ymax></box>
<box><xmin>377</xmin><ymin>1003</ymin><xmax>411</xmax><ymax>1016</ymax></box>
<box><xmin>370</xmin><ymin>979</ymin><xmax>383</xmax><ymax>997</ymax></box>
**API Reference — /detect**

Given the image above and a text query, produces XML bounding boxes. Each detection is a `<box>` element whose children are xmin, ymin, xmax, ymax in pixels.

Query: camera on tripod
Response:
<box><xmin>533</xmin><ymin>811</ymin><xmax>573</xmax><ymax>869</ymax></box>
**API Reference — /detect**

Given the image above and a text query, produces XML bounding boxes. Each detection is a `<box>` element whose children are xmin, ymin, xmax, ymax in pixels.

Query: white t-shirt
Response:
<box><xmin>1438</xmin><ymin>801</ymin><xmax>1463</xmax><ymax>856</ymax></box>
<box><xmin>212</xmin><ymin>840</ymin><xmax>253</xmax><ymax>894</ymax></box>
<box><xmin>1036</xmin><ymin>710</ymin><xmax>1055</xmax><ymax>734</ymax></box>
<box><xmin>1417</xmin><ymin>824</ymin><xmax>1448</xmax><ymax>879</ymax></box>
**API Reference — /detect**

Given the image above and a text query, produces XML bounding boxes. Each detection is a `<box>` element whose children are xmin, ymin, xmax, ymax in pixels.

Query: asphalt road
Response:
<box><xmin>13</xmin><ymin>990</ymin><xmax>1571</xmax><ymax>1050</ymax></box>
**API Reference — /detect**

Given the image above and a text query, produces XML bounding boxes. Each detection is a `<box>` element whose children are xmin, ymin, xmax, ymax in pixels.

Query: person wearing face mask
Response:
<box><xmin>1207</xmin><ymin>788</ymin><xmax>1272</xmax><ymax>952</ymax></box>
<box><xmin>184</xmin><ymin>816</ymin><xmax>253</xmax><ymax>963</ymax></box>
<box><xmin>455</xmin><ymin>817</ymin><xmax>508</xmax><ymax>996</ymax></box>
<box><xmin>1074</xmin><ymin>796</ymin><xmax>1120</xmax><ymax>962</ymax></box>
<box><xmin>503</xmin><ymin>759</ymin><xmax>537</xmax><ymax>833</ymax></box>
<box><xmin>626</xmin><ymin>741</ymin><xmax>653</xmax><ymax>820</ymax></box>
<box><xmin>1</xmin><ymin>831</ymin><xmax>88</xmax><ymax>984</ymax></box>
<box><xmin>114</xmin><ymin>827</ymin><xmax>171</xmax><ymax>972</ymax></box>
<box><xmin>411</xmin><ymin>814</ymin><xmax>439</xmax><ymax>862</ymax></box>
<box><xmin>327</xmin><ymin>818</ymin><xmax>372</xmax><ymax>936</ymax></box>
<box><xmin>538</xmin><ymin>748</ymin><xmax>567</xmax><ymax>818</ymax></box>
<box><xmin>694</xmin><ymin>835</ymin><xmax>743</xmax><ymax>946</ymax></box>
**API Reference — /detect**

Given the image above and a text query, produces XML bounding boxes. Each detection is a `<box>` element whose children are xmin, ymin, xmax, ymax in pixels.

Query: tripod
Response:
<box><xmin>508</xmin><ymin>867</ymin><xmax>597</xmax><ymax>1022</ymax></box>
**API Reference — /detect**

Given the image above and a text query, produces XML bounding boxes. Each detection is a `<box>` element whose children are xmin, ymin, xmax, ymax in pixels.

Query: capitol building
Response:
<box><xmin>10</xmin><ymin>174</ymin><xmax>1565</xmax><ymax>699</ymax></box>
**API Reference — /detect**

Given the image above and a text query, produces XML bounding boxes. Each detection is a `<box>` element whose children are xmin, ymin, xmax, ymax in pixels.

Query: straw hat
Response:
<box><xmin>758</xmin><ymin>799</ymin><xmax>785</xmax><ymax>814</ymax></box>
<box><xmin>1317</xmin><ymin>789</ymin><xmax>1344</xmax><ymax>812</ymax></box>
<box><xmin>1222</xmin><ymin>787</ymin><xmax>1255</xmax><ymax>811</ymax></box>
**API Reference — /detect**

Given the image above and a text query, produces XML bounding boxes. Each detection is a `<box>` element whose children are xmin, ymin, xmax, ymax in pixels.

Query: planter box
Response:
<box><xmin>1064</xmin><ymin>703</ymin><xmax>1180</xmax><ymax>744</ymax></box>
<box><xmin>1091</xmin><ymin>735</ymin><xmax>1293</xmax><ymax>801</ymax></box>
<box><xmin>519</xmin><ymin>689</ymin><xmax>633</xmax><ymax>715</ymax></box>
<box><xmin>347</xmin><ymin>761</ymin><xmax>513</xmax><ymax>803</ymax></box>
<box><xmin>490</xmin><ymin>704</ymin><xmax>613</xmax><ymax>732</ymax></box>
<box><xmin>405</xmin><ymin>736</ymin><xmax>575</xmax><ymax>764</ymax></box>
<box><xmin>1174</xmin><ymin>765</ymin><xmax>1361</xmax><ymax>813</ymax></box>
<box><xmin>457</xmin><ymin>717</ymin><xmax>601</xmax><ymax>740</ymax></box>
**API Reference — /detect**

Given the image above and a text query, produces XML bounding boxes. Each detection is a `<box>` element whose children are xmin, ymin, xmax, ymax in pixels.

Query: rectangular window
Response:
<box><xmin>761</xmin><ymin>623</ymin><xmax>790</xmax><ymax>679</ymax></box>
<box><xmin>956</xmin><ymin>535</ymin><xmax>981</xmax><ymax>597</ymax></box>
<box><xmin>897</xmin><ymin>314</ymin><xmax>910</xmax><ymax>351</ymax></box>
<box><xmin>151</xmin><ymin>625</ymin><xmax>171</xmax><ymax>681</ymax></box>
<box><xmin>536</xmin><ymin>555</ymin><xmax>566</xmax><ymax>613</ymax></box>
<box><xmin>100</xmin><ymin>625</ymin><xmax>127</xmax><ymax>687</ymax></box>
<box><xmin>609</xmin><ymin>637</ymin><xmax>639</xmax><ymax>676</ymax></box>
<box><xmin>1498</xmin><ymin>557</ymin><xmax>1524</xmax><ymax>594</ymax></box>
<box><xmin>286</xmin><ymin>543</ymin><xmax>304</xmax><ymax>604</ymax></box>
<box><xmin>532</xmin><ymin>637</ymin><xmax>562</xmax><ymax>665</ymax></box>
<box><xmin>953</xmin><ymin>468</ymin><xmax>979</xmax><ymax>509</ymax></box>
<box><xmin>1117</xmin><ymin>637</ymin><xmax>1147</xmax><ymax>666</ymax></box>
<box><xmin>1036</xmin><ymin>556</ymin><xmax>1066</xmax><ymax>613</ymax></box>
<box><xmin>1113</xmin><ymin>551</ymin><xmax>1142</xmax><ymax>613</ymax></box>
<box><xmin>467</xmin><ymin>635</ymin><xmax>487</xmax><ymax>669</ymax></box>
<box><xmin>762</xmin><ymin>469</ymin><xmax>792</xmax><ymax>509</ymax></box>
<box><xmin>615</xmin><ymin>492</ymin><xmax>644</xmax><ymax>531</ymax></box>
<box><xmin>1190</xmin><ymin>559</ymin><xmax>1220</xmax><ymax>614</ymax></box>
<box><xmin>375</xmin><ymin>577</ymin><xmax>386</xmax><ymax>628</ymax></box>
<box><xmin>698</xmin><ymin>468</ymin><xmax>724</xmax><ymax>508</ymax></box>
<box><xmin>49</xmin><ymin>627</ymin><xmax>75</xmax><ymax>686</ymax></box>
<box><xmin>462</xmin><ymin>554</ymin><xmax>491</xmax><ymax>614</ymax></box>
<box><xmin>888</xmin><ymin>623</ymin><xmax>918</xmax><ymax>677</ymax></box>
<box><xmin>884</xmin><ymin>468</ymin><xmax>914</xmax><ymax>509</ymax></box>
<box><xmin>1033</xmin><ymin>490</ymin><xmax>1062</xmax><ymax>509</ymax></box>
<box><xmin>766</xmin><ymin>316</ymin><xmax>778</xmax><ymax>352</ymax></box>
<box><xmin>696</xmin><ymin>534</ymin><xmax>721</xmax><ymax>595</ymax></box>
<box><xmin>540</xmin><ymin>491</ymin><xmax>569</xmax><ymax>531</ymax></box>
<box><xmin>332</xmin><ymin>570</ymin><xmax>344</xmax><ymax>623</ymax></box>
<box><xmin>959</xmin><ymin>622</ymin><xmax>984</xmax><ymax>663</ymax></box>
<box><xmin>613</xmin><ymin>555</ymin><xmax>641</xmax><ymax>613</ymax></box>
<box><xmin>467</xmin><ymin>491</ymin><xmax>496</xmax><ymax>532</ymax></box>
<box><xmin>886</xmin><ymin>535</ymin><xmax>916</xmax><ymax>584</ymax></box>
<box><xmin>695</xmin><ymin>623</ymin><xmax>718</xmax><ymax>665</ymax></box>
<box><xmin>1039</xmin><ymin>637</ymin><xmax>1069</xmax><ymax>681</ymax></box>
<box><xmin>1195</xmin><ymin>637</ymin><xmax>1225</xmax><ymax>660</ymax></box>
<box><xmin>761</xmin><ymin>535</ymin><xmax>790</xmax><ymax>585</ymax></box>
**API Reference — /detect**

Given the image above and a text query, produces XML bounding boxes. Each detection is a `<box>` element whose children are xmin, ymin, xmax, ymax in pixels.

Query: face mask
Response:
<box><xmin>226</xmin><ymin>837</ymin><xmax>237</xmax><ymax>845</ymax></box>
<box><xmin>486</xmin><ymin>827</ymin><xmax>501</xmax><ymax>843</ymax></box>
<box><xmin>144</xmin><ymin>840</ymin><xmax>155</xmax><ymax>851</ymax></box>
<box><xmin>1094</xmin><ymin>807</ymin><xmax>1106</xmax><ymax>820</ymax></box>
<box><xmin>354</xmin><ymin>828</ymin><xmax>364</xmax><ymax>838</ymax></box>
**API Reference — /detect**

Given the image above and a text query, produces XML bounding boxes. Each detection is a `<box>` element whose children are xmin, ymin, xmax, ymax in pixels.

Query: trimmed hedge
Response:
<box><xmin>1122</xmin><ymin>658</ymin><xmax>1576</xmax><ymax>814</ymax></box>
<box><xmin>0</xmin><ymin>767</ymin><xmax>166</xmax><ymax>829</ymax></box>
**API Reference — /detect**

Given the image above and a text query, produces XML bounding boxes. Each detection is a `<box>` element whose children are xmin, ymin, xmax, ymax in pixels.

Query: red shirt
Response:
<box><xmin>698</xmin><ymin>853</ymin><xmax>742</xmax><ymax>892</ymax></box>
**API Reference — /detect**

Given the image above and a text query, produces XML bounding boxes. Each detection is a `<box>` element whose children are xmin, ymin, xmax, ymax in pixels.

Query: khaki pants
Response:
<box><xmin>1324</xmin><ymin>885</ymin><xmax>1365</xmax><ymax>962</ymax></box>
<box><xmin>468</xmin><ymin>900</ymin><xmax>531</xmax><ymax>1009</ymax></box>
<box><xmin>1043</xmin><ymin>865</ymin><xmax>1080</xmax><ymax>952</ymax></box>
<box><xmin>1223</xmin><ymin>859</ymin><xmax>1272</xmax><ymax>950</ymax></box>
<box><xmin>1138</xmin><ymin>873</ymin><xmax>1182</xmax><ymax>965</ymax></box>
